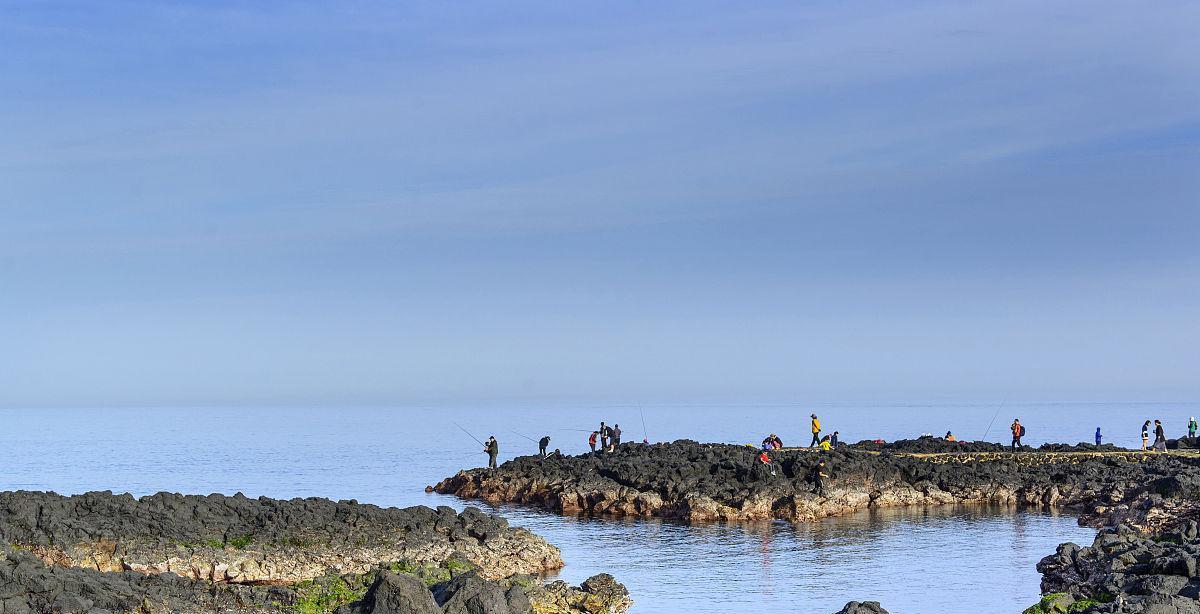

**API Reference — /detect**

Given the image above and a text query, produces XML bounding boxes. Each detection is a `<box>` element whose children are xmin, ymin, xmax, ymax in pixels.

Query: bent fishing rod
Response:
<box><xmin>453</xmin><ymin>421</ymin><xmax>486</xmax><ymax>448</ymax></box>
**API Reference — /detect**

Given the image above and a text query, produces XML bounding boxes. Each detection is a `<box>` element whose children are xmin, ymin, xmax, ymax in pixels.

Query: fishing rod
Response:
<box><xmin>453</xmin><ymin>421</ymin><xmax>485</xmax><ymax>448</ymax></box>
<box><xmin>980</xmin><ymin>394</ymin><xmax>1010</xmax><ymax>442</ymax></box>
<box><xmin>510</xmin><ymin>430</ymin><xmax>538</xmax><ymax>443</ymax></box>
<box><xmin>640</xmin><ymin>406</ymin><xmax>648</xmax><ymax>442</ymax></box>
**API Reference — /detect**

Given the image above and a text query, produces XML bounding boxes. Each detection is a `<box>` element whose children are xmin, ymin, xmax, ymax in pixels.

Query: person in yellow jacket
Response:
<box><xmin>810</xmin><ymin>413</ymin><xmax>821</xmax><ymax>447</ymax></box>
<box><xmin>819</xmin><ymin>435</ymin><xmax>832</xmax><ymax>451</ymax></box>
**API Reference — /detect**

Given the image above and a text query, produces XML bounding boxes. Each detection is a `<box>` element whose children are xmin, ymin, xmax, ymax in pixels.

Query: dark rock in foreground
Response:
<box><xmin>1037</xmin><ymin>522</ymin><xmax>1200</xmax><ymax>613</ymax></box>
<box><xmin>0</xmin><ymin>491</ymin><xmax>631</xmax><ymax>614</ymax></box>
<box><xmin>0</xmin><ymin>490</ymin><xmax>560</xmax><ymax>583</ymax></box>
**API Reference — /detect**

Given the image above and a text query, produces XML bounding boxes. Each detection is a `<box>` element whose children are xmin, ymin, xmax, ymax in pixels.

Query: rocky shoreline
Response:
<box><xmin>0</xmin><ymin>491</ymin><xmax>631</xmax><ymax>614</ymax></box>
<box><xmin>434</xmin><ymin>439</ymin><xmax>1200</xmax><ymax>613</ymax></box>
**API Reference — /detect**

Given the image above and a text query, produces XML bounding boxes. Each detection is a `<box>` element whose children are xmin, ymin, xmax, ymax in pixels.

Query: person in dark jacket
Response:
<box><xmin>1154</xmin><ymin>420</ymin><xmax>1167</xmax><ymax>453</ymax></box>
<box><xmin>611</xmin><ymin>424</ymin><xmax>622</xmax><ymax>451</ymax></box>
<box><xmin>485</xmin><ymin>436</ymin><xmax>499</xmax><ymax>469</ymax></box>
<box><xmin>812</xmin><ymin>460</ymin><xmax>829</xmax><ymax>496</ymax></box>
<box><xmin>1095</xmin><ymin>427</ymin><xmax>1102</xmax><ymax>446</ymax></box>
<box><xmin>1141</xmin><ymin>420</ymin><xmax>1151</xmax><ymax>451</ymax></box>
<box><xmin>599</xmin><ymin>422</ymin><xmax>610</xmax><ymax>450</ymax></box>
<box><xmin>539</xmin><ymin>435</ymin><xmax>551</xmax><ymax>458</ymax></box>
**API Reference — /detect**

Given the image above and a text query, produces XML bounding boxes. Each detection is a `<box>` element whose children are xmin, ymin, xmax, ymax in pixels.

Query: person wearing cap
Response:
<box><xmin>1189</xmin><ymin>417</ymin><xmax>1198</xmax><ymax>439</ymax></box>
<box><xmin>809</xmin><ymin>414</ymin><xmax>822</xmax><ymax>447</ymax></box>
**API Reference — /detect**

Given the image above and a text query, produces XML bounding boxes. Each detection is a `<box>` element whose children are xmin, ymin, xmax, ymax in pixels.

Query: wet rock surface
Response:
<box><xmin>0</xmin><ymin>491</ymin><xmax>630</xmax><ymax>614</ymax></box>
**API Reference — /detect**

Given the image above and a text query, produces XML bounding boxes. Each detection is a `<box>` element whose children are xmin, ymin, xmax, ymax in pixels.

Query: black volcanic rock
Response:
<box><xmin>832</xmin><ymin>601</ymin><xmax>889</xmax><ymax>614</ymax></box>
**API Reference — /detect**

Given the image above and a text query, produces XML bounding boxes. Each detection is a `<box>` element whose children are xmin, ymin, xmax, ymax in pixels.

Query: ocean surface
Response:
<box><xmin>3</xmin><ymin>403</ymin><xmax>1191</xmax><ymax>613</ymax></box>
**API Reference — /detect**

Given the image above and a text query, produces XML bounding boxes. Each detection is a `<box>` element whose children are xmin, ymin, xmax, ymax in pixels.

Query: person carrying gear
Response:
<box><xmin>1095</xmin><ymin>427</ymin><xmax>1102</xmax><ymax>446</ymax></box>
<box><xmin>589</xmin><ymin>431</ymin><xmax>599</xmax><ymax>454</ymax></box>
<box><xmin>1010</xmin><ymin>419</ymin><xmax>1023</xmax><ymax>450</ymax></box>
<box><xmin>811</xmin><ymin>460</ymin><xmax>828</xmax><ymax>495</ymax></box>
<box><xmin>810</xmin><ymin>414</ymin><xmax>822</xmax><ymax>447</ymax></box>
<box><xmin>611</xmin><ymin>424</ymin><xmax>622</xmax><ymax>451</ymax></box>
<box><xmin>485</xmin><ymin>436</ymin><xmax>499</xmax><ymax>469</ymax></box>
<box><xmin>539</xmin><ymin>435</ymin><xmax>551</xmax><ymax>458</ymax></box>
<box><xmin>1141</xmin><ymin>420</ymin><xmax>1151</xmax><ymax>451</ymax></box>
<box><xmin>1189</xmin><ymin>417</ymin><xmax>1198</xmax><ymax>439</ymax></box>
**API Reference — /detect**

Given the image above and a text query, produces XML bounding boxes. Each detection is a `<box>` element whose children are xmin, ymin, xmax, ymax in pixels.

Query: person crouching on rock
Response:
<box><xmin>812</xmin><ymin>460</ymin><xmax>828</xmax><ymax>495</ymax></box>
<box><xmin>589</xmin><ymin>431</ymin><xmax>599</xmax><ymax>455</ymax></box>
<box><xmin>1010</xmin><ymin>419</ymin><xmax>1023</xmax><ymax>451</ymax></box>
<box><xmin>539</xmin><ymin>435</ymin><xmax>551</xmax><ymax>458</ymax></box>
<box><xmin>819</xmin><ymin>435</ymin><xmax>832</xmax><ymax>451</ymax></box>
<box><xmin>758</xmin><ymin>450</ymin><xmax>776</xmax><ymax>476</ymax></box>
<box><xmin>485</xmin><ymin>436</ymin><xmax>499</xmax><ymax>469</ymax></box>
<box><xmin>810</xmin><ymin>413</ymin><xmax>821</xmax><ymax>447</ymax></box>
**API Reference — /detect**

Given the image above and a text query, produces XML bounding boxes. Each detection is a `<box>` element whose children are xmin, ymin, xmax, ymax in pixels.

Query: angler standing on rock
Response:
<box><xmin>539</xmin><ymin>435</ymin><xmax>551</xmax><ymax>458</ymax></box>
<box><xmin>1010</xmin><ymin>418</ymin><xmax>1023</xmax><ymax>450</ymax></box>
<box><xmin>485</xmin><ymin>436</ymin><xmax>499</xmax><ymax>469</ymax></box>
<box><xmin>810</xmin><ymin>414</ymin><xmax>822</xmax><ymax>447</ymax></box>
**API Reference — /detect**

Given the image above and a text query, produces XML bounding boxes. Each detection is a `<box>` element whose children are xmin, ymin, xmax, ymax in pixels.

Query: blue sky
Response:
<box><xmin>1</xmin><ymin>1</ymin><xmax>1197</xmax><ymax>408</ymax></box>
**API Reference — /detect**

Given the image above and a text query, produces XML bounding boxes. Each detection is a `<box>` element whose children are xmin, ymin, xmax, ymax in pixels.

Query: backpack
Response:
<box><xmin>1020</xmin><ymin>425</ymin><xmax>1026</xmax><ymax>437</ymax></box>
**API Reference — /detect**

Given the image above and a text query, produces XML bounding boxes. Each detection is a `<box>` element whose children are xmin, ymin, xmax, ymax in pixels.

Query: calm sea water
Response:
<box><xmin>3</xmin><ymin>403</ymin><xmax>1188</xmax><ymax>613</ymax></box>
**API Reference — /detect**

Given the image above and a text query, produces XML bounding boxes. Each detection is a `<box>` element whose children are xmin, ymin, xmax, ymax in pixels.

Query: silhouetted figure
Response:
<box><xmin>539</xmin><ymin>435</ymin><xmax>551</xmax><ymax>458</ymax></box>
<box><xmin>485</xmin><ymin>436</ymin><xmax>499</xmax><ymax>469</ymax></box>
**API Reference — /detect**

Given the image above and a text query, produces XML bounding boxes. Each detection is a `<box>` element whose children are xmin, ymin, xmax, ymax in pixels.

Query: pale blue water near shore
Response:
<box><xmin>2</xmin><ymin>403</ymin><xmax>1191</xmax><ymax>613</ymax></box>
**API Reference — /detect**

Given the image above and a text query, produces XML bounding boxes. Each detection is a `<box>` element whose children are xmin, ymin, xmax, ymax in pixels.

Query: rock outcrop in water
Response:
<box><xmin>436</xmin><ymin>440</ymin><xmax>1200</xmax><ymax>613</ymax></box>
<box><xmin>831</xmin><ymin>601</ymin><xmax>889</xmax><ymax>614</ymax></box>
<box><xmin>433</xmin><ymin>440</ymin><xmax>1197</xmax><ymax>525</ymax></box>
<box><xmin>0</xmin><ymin>491</ymin><xmax>631</xmax><ymax>614</ymax></box>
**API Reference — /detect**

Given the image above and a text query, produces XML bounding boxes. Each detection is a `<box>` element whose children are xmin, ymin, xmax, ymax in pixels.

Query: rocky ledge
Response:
<box><xmin>433</xmin><ymin>440</ymin><xmax>1200</xmax><ymax>525</ymax></box>
<box><xmin>0</xmin><ymin>491</ymin><xmax>631</xmax><ymax>614</ymax></box>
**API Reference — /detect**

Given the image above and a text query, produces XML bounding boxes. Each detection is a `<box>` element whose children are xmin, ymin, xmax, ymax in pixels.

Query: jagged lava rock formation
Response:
<box><xmin>434</xmin><ymin>440</ymin><xmax>1199</xmax><ymax>525</ymax></box>
<box><xmin>0</xmin><ymin>491</ymin><xmax>558</xmax><ymax>583</ymax></box>
<box><xmin>0</xmin><ymin>491</ymin><xmax>631</xmax><ymax>614</ymax></box>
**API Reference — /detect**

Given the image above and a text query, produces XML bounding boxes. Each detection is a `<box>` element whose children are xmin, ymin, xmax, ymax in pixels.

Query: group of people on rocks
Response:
<box><xmin>589</xmin><ymin>422</ymin><xmax>622</xmax><ymax>454</ymax></box>
<box><xmin>483</xmin><ymin>411</ymin><xmax>1200</xmax><ymax>472</ymax></box>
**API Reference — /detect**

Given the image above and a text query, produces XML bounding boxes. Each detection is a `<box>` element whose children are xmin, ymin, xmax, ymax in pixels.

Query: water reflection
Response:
<box><xmin>483</xmin><ymin>503</ymin><xmax>1095</xmax><ymax>614</ymax></box>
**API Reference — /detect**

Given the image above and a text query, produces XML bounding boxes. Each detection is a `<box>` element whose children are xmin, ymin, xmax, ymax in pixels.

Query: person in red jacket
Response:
<box><xmin>588</xmin><ymin>431</ymin><xmax>598</xmax><ymax>455</ymax></box>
